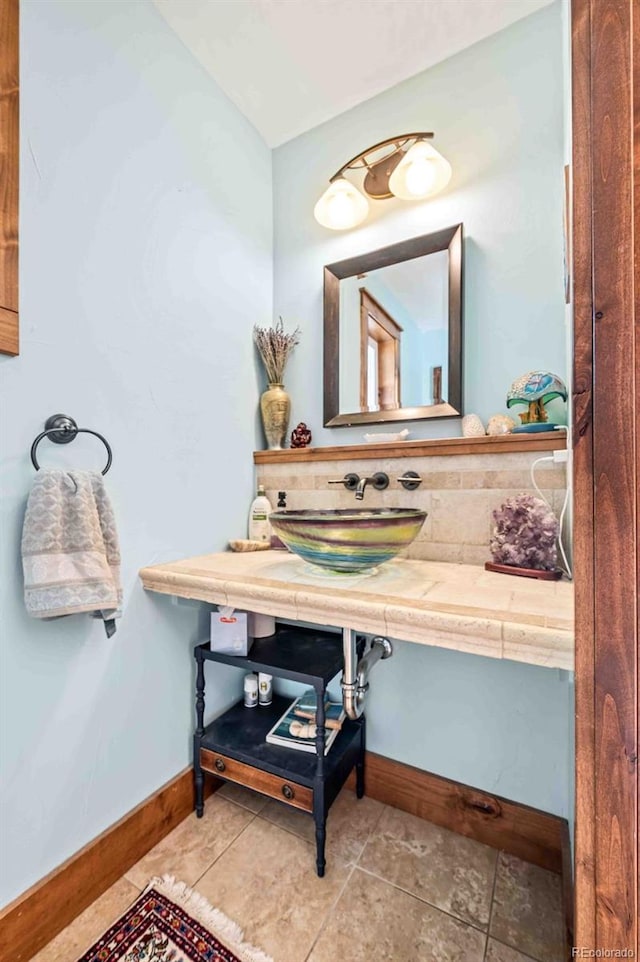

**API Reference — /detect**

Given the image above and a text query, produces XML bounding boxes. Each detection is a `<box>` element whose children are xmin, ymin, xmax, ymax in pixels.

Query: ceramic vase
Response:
<box><xmin>260</xmin><ymin>383</ymin><xmax>291</xmax><ymax>450</ymax></box>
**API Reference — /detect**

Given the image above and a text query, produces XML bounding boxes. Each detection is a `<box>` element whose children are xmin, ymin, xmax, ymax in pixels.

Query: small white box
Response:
<box><xmin>210</xmin><ymin>608</ymin><xmax>252</xmax><ymax>656</ymax></box>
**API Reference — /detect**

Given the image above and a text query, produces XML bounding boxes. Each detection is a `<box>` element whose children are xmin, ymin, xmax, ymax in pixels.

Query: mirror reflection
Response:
<box><xmin>324</xmin><ymin>225</ymin><xmax>462</xmax><ymax>427</ymax></box>
<box><xmin>339</xmin><ymin>250</ymin><xmax>449</xmax><ymax>414</ymax></box>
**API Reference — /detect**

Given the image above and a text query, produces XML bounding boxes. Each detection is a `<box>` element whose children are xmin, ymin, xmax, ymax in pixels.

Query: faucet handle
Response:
<box><xmin>328</xmin><ymin>473</ymin><xmax>360</xmax><ymax>492</ymax></box>
<box><xmin>369</xmin><ymin>472</ymin><xmax>390</xmax><ymax>491</ymax></box>
<box><xmin>397</xmin><ymin>471</ymin><xmax>422</xmax><ymax>490</ymax></box>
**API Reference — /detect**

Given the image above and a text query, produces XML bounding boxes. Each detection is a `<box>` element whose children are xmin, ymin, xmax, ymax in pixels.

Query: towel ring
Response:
<box><xmin>30</xmin><ymin>415</ymin><xmax>113</xmax><ymax>475</ymax></box>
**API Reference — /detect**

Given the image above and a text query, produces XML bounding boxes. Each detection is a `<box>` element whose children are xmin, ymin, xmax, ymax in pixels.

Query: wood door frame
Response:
<box><xmin>359</xmin><ymin>288</ymin><xmax>402</xmax><ymax>411</ymax></box>
<box><xmin>572</xmin><ymin>0</ymin><xmax>638</xmax><ymax>954</ymax></box>
<box><xmin>0</xmin><ymin>0</ymin><xmax>19</xmax><ymax>355</ymax></box>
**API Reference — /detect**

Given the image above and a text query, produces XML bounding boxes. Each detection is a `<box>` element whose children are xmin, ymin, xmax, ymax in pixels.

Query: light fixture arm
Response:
<box><xmin>329</xmin><ymin>132</ymin><xmax>434</xmax><ymax>183</ymax></box>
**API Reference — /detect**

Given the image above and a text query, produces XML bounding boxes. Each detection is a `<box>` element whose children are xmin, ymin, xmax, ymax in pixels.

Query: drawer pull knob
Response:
<box><xmin>215</xmin><ymin>758</ymin><xmax>226</xmax><ymax>773</ymax></box>
<box><xmin>282</xmin><ymin>784</ymin><xmax>295</xmax><ymax>800</ymax></box>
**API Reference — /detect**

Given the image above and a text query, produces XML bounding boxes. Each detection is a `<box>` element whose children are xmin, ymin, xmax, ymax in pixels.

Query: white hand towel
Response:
<box><xmin>22</xmin><ymin>469</ymin><xmax>122</xmax><ymax>636</ymax></box>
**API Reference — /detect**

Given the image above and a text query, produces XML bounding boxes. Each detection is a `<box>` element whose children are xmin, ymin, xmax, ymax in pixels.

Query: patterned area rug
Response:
<box><xmin>77</xmin><ymin>876</ymin><xmax>273</xmax><ymax>962</ymax></box>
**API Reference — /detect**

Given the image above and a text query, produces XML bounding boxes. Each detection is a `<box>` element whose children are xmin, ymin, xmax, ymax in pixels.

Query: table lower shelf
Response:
<box><xmin>198</xmin><ymin>695</ymin><xmax>363</xmax><ymax>788</ymax></box>
<box><xmin>195</xmin><ymin>693</ymin><xmax>365</xmax><ymax>877</ymax></box>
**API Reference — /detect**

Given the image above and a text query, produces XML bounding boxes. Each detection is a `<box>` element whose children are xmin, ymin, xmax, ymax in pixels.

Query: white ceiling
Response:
<box><xmin>154</xmin><ymin>0</ymin><xmax>554</xmax><ymax>148</ymax></box>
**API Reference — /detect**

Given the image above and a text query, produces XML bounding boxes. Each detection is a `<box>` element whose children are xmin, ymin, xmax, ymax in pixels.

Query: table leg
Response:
<box><xmin>314</xmin><ymin>804</ymin><xmax>327</xmax><ymax>878</ymax></box>
<box><xmin>314</xmin><ymin>682</ymin><xmax>327</xmax><ymax>877</ymax></box>
<box><xmin>194</xmin><ymin>647</ymin><xmax>206</xmax><ymax>817</ymax></box>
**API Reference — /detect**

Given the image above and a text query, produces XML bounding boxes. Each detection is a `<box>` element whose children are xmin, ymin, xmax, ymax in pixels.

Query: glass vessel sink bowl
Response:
<box><xmin>269</xmin><ymin>508</ymin><xmax>427</xmax><ymax>574</ymax></box>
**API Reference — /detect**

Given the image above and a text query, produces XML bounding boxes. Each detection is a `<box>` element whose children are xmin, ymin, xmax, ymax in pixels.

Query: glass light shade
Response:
<box><xmin>313</xmin><ymin>178</ymin><xmax>369</xmax><ymax>230</ymax></box>
<box><xmin>388</xmin><ymin>140</ymin><xmax>452</xmax><ymax>200</ymax></box>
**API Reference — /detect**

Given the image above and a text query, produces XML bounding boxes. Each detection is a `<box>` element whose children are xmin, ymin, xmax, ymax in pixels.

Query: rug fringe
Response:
<box><xmin>145</xmin><ymin>875</ymin><xmax>274</xmax><ymax>962</ymax></box>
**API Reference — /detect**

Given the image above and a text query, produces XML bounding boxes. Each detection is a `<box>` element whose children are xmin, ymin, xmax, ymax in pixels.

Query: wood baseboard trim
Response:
<box><xmin>347</xmin><ymin>751</ymin><xmax>567</xmax><ymax>874</ymax></box>
<box><xmin>0</xmin><ymin>768</ymin><xmax>219</xmax><ymax>962</ymax></box>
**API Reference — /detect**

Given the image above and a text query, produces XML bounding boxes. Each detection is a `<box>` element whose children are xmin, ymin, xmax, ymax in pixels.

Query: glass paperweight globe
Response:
<box><xmin>506</xmin><ymin>371</ymin><xmax>568</xmax><ymax>433</ymax></box>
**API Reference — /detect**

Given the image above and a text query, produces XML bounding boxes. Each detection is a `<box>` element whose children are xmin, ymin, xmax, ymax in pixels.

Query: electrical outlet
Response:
<box><xmin>553</xmin><ymin>449</ymin><xmax>568</xmax><ymax>463</ymax></box>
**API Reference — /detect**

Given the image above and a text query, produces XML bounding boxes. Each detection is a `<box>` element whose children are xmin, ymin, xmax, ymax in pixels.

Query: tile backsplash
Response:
<box><xmin>257</xmin><ymin>451</ymin><xmax>567</xmax><ymax>566</ymax></box>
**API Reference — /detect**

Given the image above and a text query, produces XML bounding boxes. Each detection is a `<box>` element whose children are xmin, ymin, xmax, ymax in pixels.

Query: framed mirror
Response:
<box><xmin>323</xmin><ymin>224</ymin><xmax>462</xmax><ymax>427</ymax></box>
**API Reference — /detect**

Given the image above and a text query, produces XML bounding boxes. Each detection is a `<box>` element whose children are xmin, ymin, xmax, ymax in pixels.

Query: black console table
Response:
<box><xmin>193</xmin><ymin>625</ymin><xmax>366</xmax><ymax>877</ymax></box>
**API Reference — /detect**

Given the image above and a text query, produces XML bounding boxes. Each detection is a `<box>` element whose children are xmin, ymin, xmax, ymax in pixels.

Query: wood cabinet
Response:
<box><xmin>0</xmin><ymin>0</ymin><xmax>18</xmax><ymax>355</ymax></box>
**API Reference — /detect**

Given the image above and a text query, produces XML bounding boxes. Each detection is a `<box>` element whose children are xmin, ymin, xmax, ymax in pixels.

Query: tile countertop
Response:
<box><xmin>139</xmin><ymin>551</ymin><xmax>574</xmax><ymax>671</ymax></box>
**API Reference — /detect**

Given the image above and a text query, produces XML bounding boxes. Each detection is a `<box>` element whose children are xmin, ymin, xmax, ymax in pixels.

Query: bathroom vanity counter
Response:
<box><xmin>140</xmin><ymin>551</ymin><xmax>573</xmax><ymax>670</ymax></box>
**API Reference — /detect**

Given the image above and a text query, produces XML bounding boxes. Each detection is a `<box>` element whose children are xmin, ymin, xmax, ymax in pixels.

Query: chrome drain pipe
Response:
<box><xmin>341</xmin><ymin>628</ymin><xmax>393</xmax><ymax>720</ymax></box>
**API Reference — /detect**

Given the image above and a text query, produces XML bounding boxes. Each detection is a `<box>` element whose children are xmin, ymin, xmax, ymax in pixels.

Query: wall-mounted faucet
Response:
<box><xmin>355</xmin><ymin>473</ymin><xmax>389</xmax><ymax>500</ymax></box>
<box><xmin>328</xmin><ymin>472</ymin><xmax>389</xmax><ymax>499</ymax></box>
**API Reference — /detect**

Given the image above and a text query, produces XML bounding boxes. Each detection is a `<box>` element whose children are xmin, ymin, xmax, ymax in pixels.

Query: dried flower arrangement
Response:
<box><xmin>253</xmin><ymin>317</ymin><xmax>300</xmax><ymax>385</ymax></box>
<box><xmin>488</xmin><ymin>493</ymin><xmax>560</xmax><ymax>578</ymax></box>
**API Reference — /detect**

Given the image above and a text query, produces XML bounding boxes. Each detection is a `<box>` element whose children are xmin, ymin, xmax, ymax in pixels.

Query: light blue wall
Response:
<box><xmin>276</xmin><ymin>641</ymin><xmax>572</xmax><ymax>820</ymax></box>
<box><xmin>0</xmin><ymin>0</ymin><xmax>272</xmax><ymax>907</ymax></box>
<box><xmin>273</xmin><ymin>4</ymin><xmax>567</xmax><ymax>444</ymax></box>
<box><xmin>0</xmin><ymin>1</ymin><xmax>573</xmax><ymax>909</ymax></box>
<box><xmin>272</xmin><ymin>5</ymin><xmax>572</xmax><ymax>821</ymax></box>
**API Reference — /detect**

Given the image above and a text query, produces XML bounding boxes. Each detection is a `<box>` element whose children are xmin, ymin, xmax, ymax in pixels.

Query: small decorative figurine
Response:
<box><xmin>486</xmin><ymin>414</ymin><xmax>516</xmax><ymax>436</ymax></box>
<box><xmin>461</xmin><ymin>414</ymin><xmax>485</xmax><ymax>438</ymax></box>
<box><xmin>486</xmin><ymin>493</ymin><xmax>562</xmax><ymax>580</ymax></box>
<box><xmin>506</xmin><ymin>371</ymin><xmax>568</xmax><ymax>432</ymax></box>
<box><xmin>291</xmin><ymin>422</ymin><xmax>312</xmax><ymax>448</ymax></box>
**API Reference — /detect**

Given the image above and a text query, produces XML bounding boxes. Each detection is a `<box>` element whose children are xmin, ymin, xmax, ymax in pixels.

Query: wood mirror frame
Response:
<box><xmin>323</xmin><ymin>224</ymin><xmax>463</xmax><ymax>427</ymax></box>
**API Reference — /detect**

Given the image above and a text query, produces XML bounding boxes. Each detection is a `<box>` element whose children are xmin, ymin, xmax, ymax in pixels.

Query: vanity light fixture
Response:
<box><xmin>313</xmin><ymin>132</ymin><xmax>452</xmax><ymax>231</ymax></box>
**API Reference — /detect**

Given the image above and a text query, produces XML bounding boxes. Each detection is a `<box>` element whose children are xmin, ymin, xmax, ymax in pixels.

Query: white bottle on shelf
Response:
<box><xmin>258</xmin><ymin>672</ymin><xmax>273</xmax><ymax>706</ymax></box>
<box><xmin>244</xmin><ymin>673</ymin><xmax>258</xmax><ymax>708</ymax></box>
<box><xmin>248</xmin><ymin>483</ymin><xmax>272</xmax><ymax>543</ymax></box>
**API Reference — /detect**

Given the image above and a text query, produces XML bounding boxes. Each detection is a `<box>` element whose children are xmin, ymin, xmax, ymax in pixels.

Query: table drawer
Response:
<box><xmin>200</xmin><ymin>748</ymin><xmax>313</xmax><ymax>813</ymax></box>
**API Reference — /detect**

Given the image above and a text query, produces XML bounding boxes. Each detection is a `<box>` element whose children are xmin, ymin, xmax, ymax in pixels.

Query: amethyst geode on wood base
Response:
<box><xmin>488</xmin><ymin>493</ymin><xmax>560</xmax><ymax>576</ymax></box>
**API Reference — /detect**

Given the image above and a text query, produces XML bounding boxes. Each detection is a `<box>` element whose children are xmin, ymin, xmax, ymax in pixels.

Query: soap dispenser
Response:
<box><xmin>249</xmin><ymin>483</ymin><xmax>272</xmax><ymax>543</ymax></box>
<box><xmin>270</xmin><ymin>491</ymin><xmax>288</xmax><ymax>550</ymax></box>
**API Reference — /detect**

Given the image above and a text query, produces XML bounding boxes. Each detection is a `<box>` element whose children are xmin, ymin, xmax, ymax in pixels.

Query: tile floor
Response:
<box><xmin>32</xmin><ymin>786</ymin><xmax>565</xmax><ymax>962</ymax></box>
